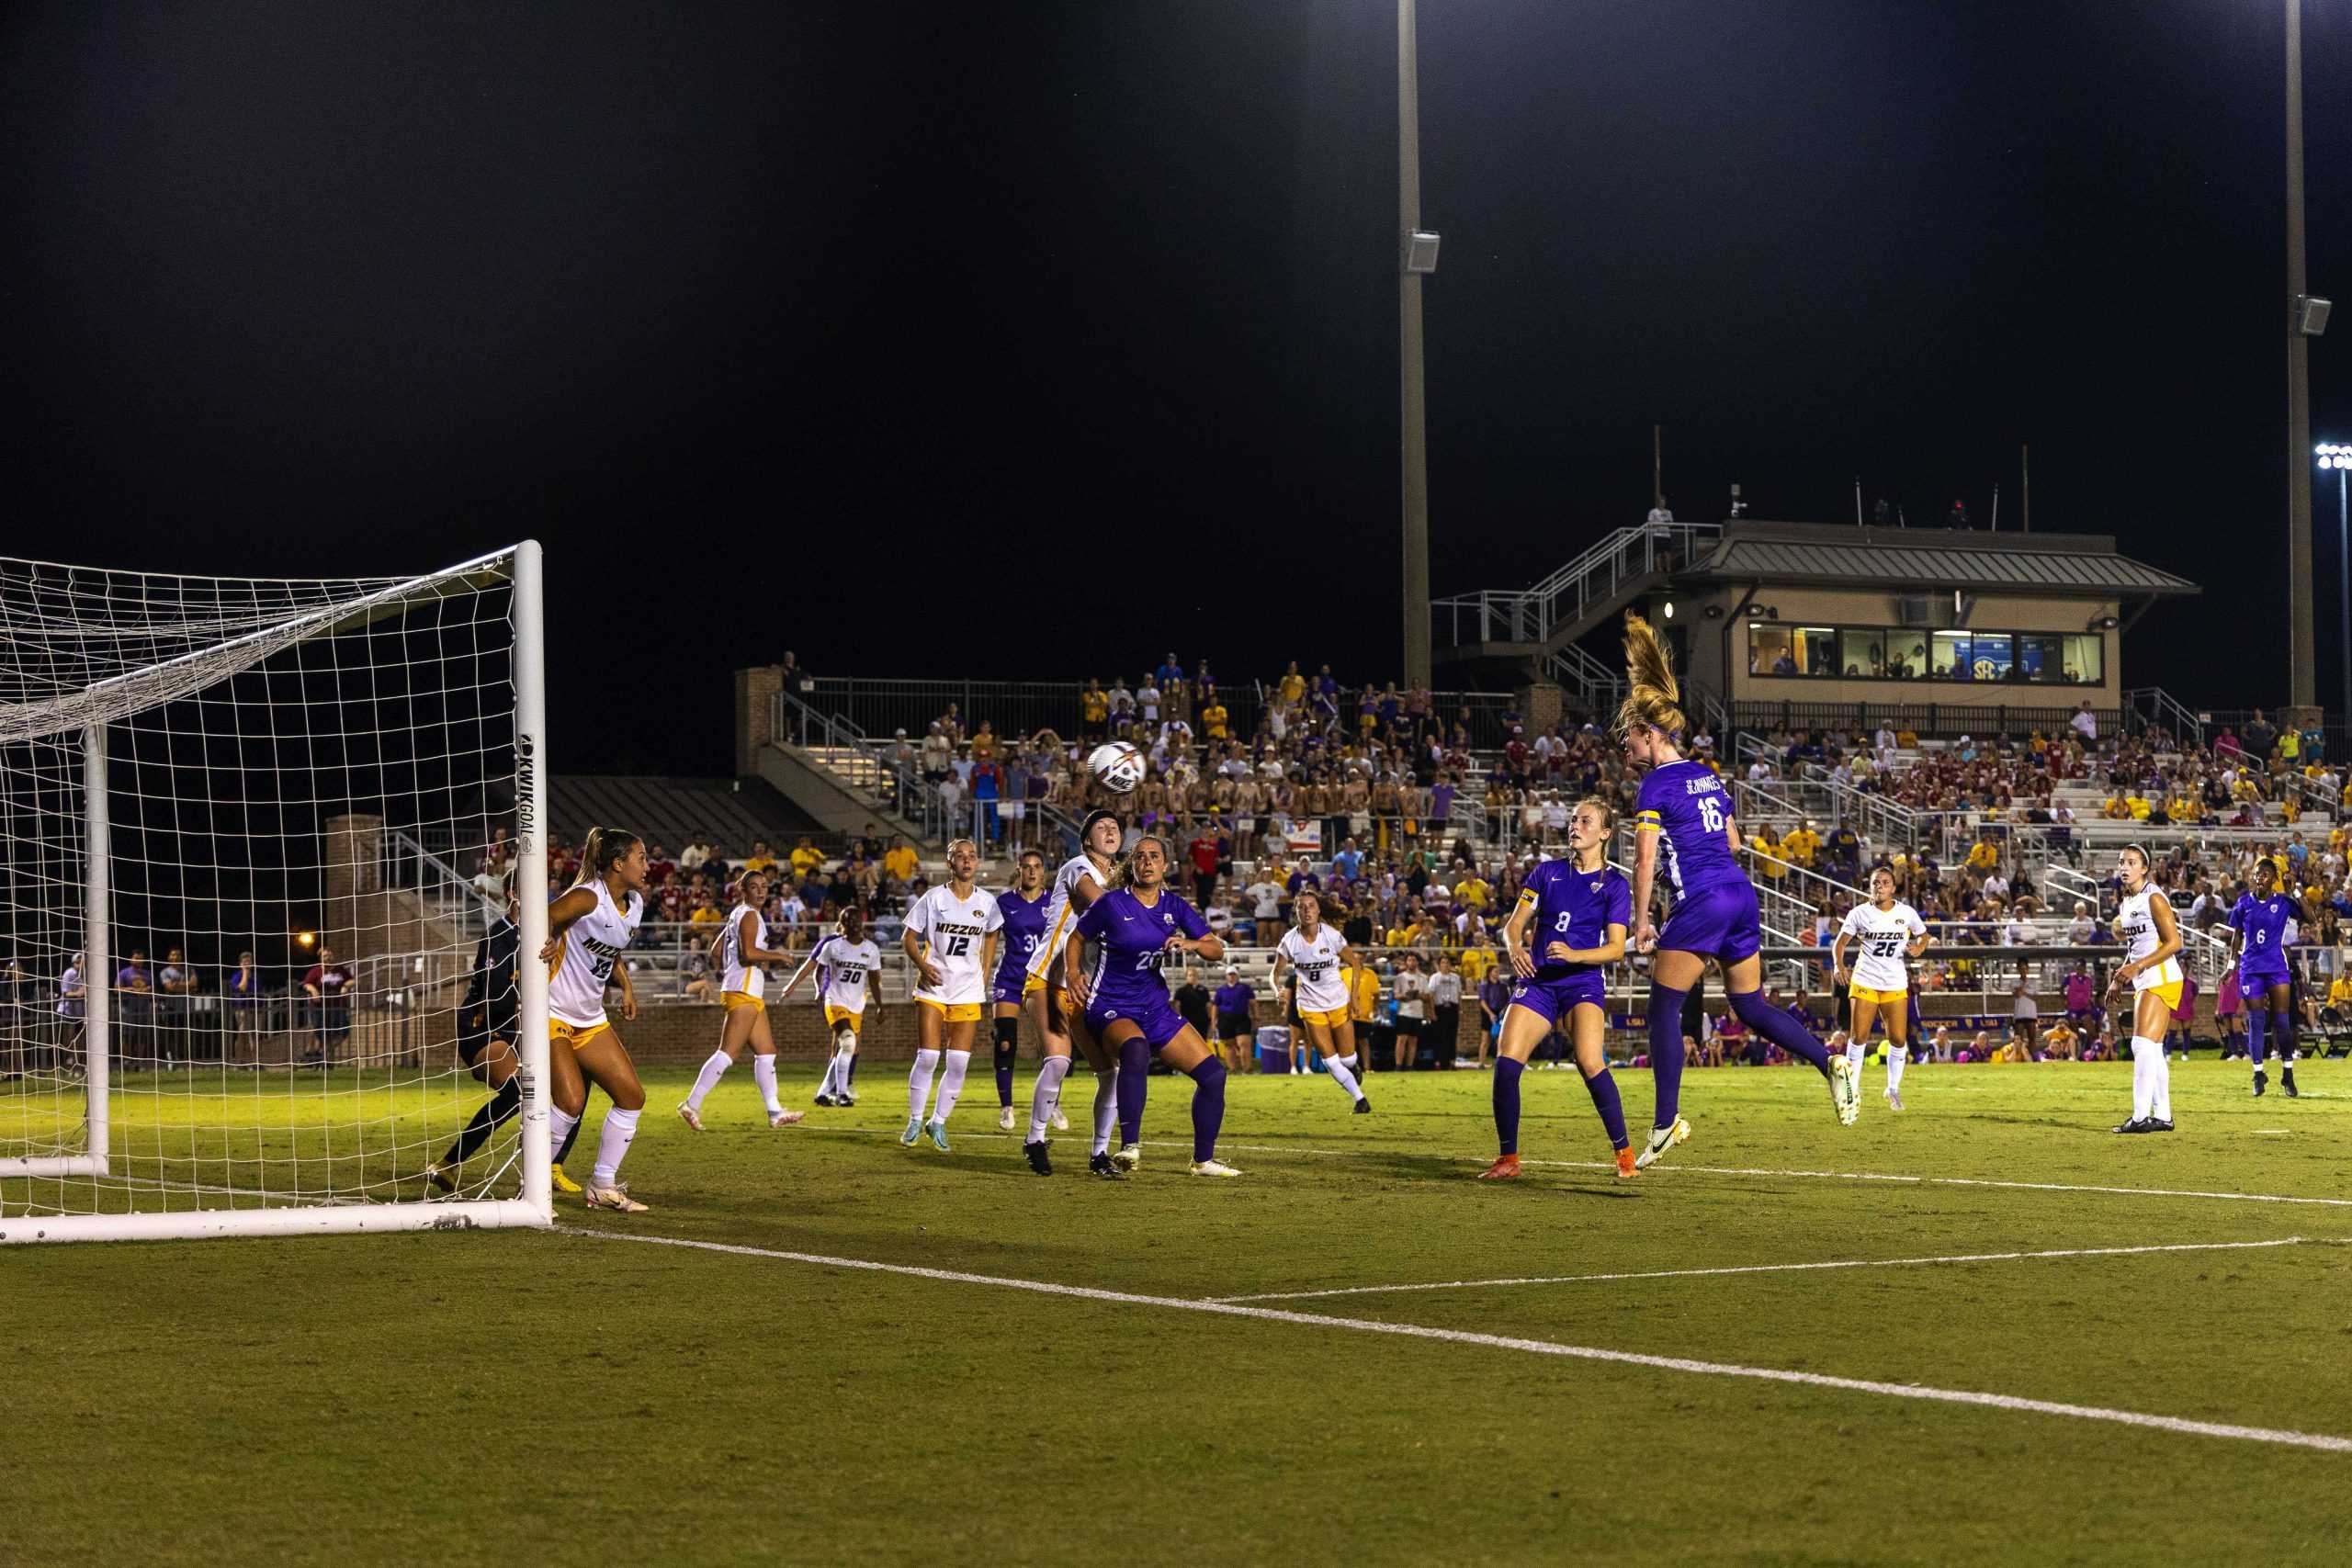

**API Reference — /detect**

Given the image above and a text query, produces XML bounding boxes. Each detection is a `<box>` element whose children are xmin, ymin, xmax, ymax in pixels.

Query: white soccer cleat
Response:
<box><xmin>1111</xmin><ymin>1143</ymin><xmax>1141</xmax><ymax>1172</ymax></box>
<box><xmin>1884</xmin><ymin>1088</ymin><xmax>1905</xmax><ymax>1111</ymax></box>
<box><xmin>999</xmin><ymin>1106</ymin><xmax>1017</xmax><ymax>1132</ymax></box>
<box><xmin>1049</xmin><ymin>1108</ymin><xmax>1070</xmax><ymax>1132</ymax></box>
<box><xmin>582</xmin><ymin>1181</ymin><xmax>649</xmax><ymax>1213</ymax></box>
<box><xmin>1634</xmin><ymin>1116</ymin><xmax>1690</xmax><ymax>1171</ymax></box>
<box><xmin>676</xmin><ymin>1102</ymin><xmax>705</xmax><ymax>1133</ymax></box>
<box><xmin>1828</xmin><ymin>1056</ymin><xmax>1860</xmax><ymax>1125</ymax></box>
<box><xmin>769</xmin><ymin>1108</ymin><xmax>805</xmax><ymax>1128</ymax></box>
<box><xmin>1189</xmin><ymin>1158</ymin><xmax>1242</xmax><ymax>1178</ymax></box>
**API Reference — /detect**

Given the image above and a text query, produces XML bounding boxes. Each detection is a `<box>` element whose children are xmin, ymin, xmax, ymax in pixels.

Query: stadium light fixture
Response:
<box><xmin>1661</xmin><ymin>600</ymin><xmax>1675</xmax><ymax>620</ymax></box>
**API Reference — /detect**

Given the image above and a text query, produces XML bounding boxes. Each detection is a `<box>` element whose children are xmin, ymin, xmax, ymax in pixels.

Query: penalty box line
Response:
<box><xmin>1208</xmin><ymin>1235</ymin><xmax>2316</xmax><ymax>1303</ymax></box>
<box><xmin>574</xmin><ymin>1227</ymin><xmax>2352</xmax><ymax>1456</ymax></box>
<box><xmin>785</xmin><ymin>1122</ymin><xmax>2352</xmax><ymax>1210</ymax></box>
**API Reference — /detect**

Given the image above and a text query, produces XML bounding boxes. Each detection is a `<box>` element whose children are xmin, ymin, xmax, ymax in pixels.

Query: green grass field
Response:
<box><xmin>6</xmin><ymin>1055</ymin><xmax>2350</xmax><ymax>1566</ymax></box>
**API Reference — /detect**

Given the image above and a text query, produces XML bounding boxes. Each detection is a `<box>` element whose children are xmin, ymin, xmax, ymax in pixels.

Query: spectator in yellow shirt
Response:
<box><xmin>2101</xmin><ymin>790</ymin><xmax>2131</xmax><ymax>820</ymax></box>
<box><xmin>789</xmin><ymin>837</ymin><xmax>823</xmax><ymax>878</ymax></box>
<box><xmin>2328</xmin><ymin>973</ymin><xmax>2352</xmax><ymax>1011</ymax></box>
<box><xmin>1453</xmin><ymin>873</ymin><xmax>1492</xmax><ymax>912</ymax></box>
<box><xmin>1749</xmin><ymin>827</ymin><xmax>1789</xmax><ymax>883</ymax></box>
<box><xmin>2125</xmin><ymin>794</ymin><xmax>2153</xmax><ymax>820</ymax></box>
<box><xmin>1781</xmin><ymin>821</ymin><xmax>1821</xmax><ymax>868</ymax></box>
<box><xmin>741</xmin><ymin>839</ymin><xmax>777</xmax><ymax>874</ymax></box>
<box><xmin>882</xmin><ymin>838</ymin><xmax>918</xmax><ymax>886</ymax></box>
<box><xmin>1458</xmin><ymin>943</ymin><xmax>1496</xmax><ymax>984</ymax></box>
<box><xmin>1200</xmin><ymin>694</ymin><xmax>1229</xmax><ymax>740</ymax></box>
<box><xmin>1965</xmin><ymin>839</ymin><xmax>2000</xmax><ymax>874</ymax></box>
<box><xmin>1345</xmin><ymin>953</ymin><xmax>1383</xmax><ymax>1024</ymax></box>
<box><xmin>1278</xmin><ymin>660</ymin><xmax>1306</xmax><ymax>705</ymax></box>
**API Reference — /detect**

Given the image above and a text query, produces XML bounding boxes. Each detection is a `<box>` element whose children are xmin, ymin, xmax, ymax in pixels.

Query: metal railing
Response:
<box><xmin>1731</xmin><ymin>700</ymin><xmax>2120</xmax><ymax>742</ymax></box>
<box><xmin>1432</xmin><ymin>521</ymin><xmax>1719</xmax><ymax>651</ymax></box>
<box><xmin>2123</xmin><ymin>687</ymin><xmax>2206</xmax><ymax>747</ymax></box>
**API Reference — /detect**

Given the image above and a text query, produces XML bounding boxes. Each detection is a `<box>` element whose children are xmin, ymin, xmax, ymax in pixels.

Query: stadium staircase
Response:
<box><xmin>1433</xmin><ymin>521</ymin><xmax>1720</xmax><ymax>709</ymax></box>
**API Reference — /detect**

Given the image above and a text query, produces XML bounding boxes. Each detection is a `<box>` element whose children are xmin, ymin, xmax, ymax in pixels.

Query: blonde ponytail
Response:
<box><xmin>578</xmin><ymin>825</ymin><xmax>641</xmax><ymax>886</ymax></box>
<box><xmin>1614</xmin><ymin>613</ymin><xmax>1688</xmax><ymax>743</ymax></box>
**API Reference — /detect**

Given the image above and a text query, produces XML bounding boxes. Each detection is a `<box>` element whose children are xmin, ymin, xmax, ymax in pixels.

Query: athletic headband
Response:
<box><xmin>1080</xmin><ymin>807</ymin><xmax>1123</xmax><ymax>840</ymax></box>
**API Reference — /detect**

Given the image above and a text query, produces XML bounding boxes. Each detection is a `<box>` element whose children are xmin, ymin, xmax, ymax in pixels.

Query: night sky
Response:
<box><xmin>6</xmin><ymin>1</ymin><xmax>2348</xmax><ymax>774</ymax></box>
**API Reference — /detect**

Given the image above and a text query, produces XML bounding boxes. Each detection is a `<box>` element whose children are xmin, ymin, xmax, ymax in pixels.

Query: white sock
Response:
<box><xmin>548</xmin><ymin>1105</ymin><xmax>580</xmax><ymax>1165</ymax></box>
<box><xmin>751</xmin><ymin>1054</ymin><xmax>782</xmax><ymax>1115</ymax></box>
<box><xmin>1885</xmin><ymin>1044</ymin><xmax>1906</xmax><ymax>1094</ymax></box>
<box><xmin>1091</xmin><ymin>1066</ymin><xmax>1119</xmax><ymax>1155</ymax></box>
<box><xmin>2150</xmin><ymin>1042</ymin><xmax>2173</xmax><ymax>1122</ymax></box>
<box><xmin>1339</xmin><ymin>1054</ymin><xmax>1361</xmax><ymax>1079</ymax></box>
<box><xmin>909</xmin><ymin>1048</ymin><xmax>941</xmax><ymax>1121</ymax></box>
<box><xmin>2130</xmin><ymin>1037</ymin><xmax>2159</xmax><ymax>1121</ymax></box>
<box><xmin>816</xmin><ymin>1054</ymin><xmax>839</xmax><ymax>1099</ymax></box>
<box><xmin>1028</xmin><ymin>1054</ymin><xmax>1073</xmax><ymax>1143</ymax></box>
<box><xmin>1323</xmin><ymin>1050</ymin><xmax>1364</xmax><ymax>1103</ymax></box>
<box><xmin>1845</xmin><ymin>1041</ymin><xmax>1865</xmax><ymax>1078</ymax></box>
<box><xmin>932</xmin><ymin>1049</ymin><xmax>971</xmax><ymax>1124</ymax></box>
<box><xmin>684</xmin><ymin>1050</ymin><xmax>730</xmax><ymax>1112</ymax></box>
<box><xmin>590</xmin><ymin>1106</ymin><xmax>640</xmax><ymax>1187</ymax></box>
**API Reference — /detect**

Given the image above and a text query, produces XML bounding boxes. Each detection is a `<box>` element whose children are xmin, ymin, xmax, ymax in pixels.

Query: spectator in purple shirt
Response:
<box><xmin>2063</xmin><ymin>964</ymin><xmax>2097</xmax><ymax>1027</ymax></box>
<box><xmin>1212</xmin><ymin>966</ymin><xmax>1257</xmax><ymax>1070</ymax></box>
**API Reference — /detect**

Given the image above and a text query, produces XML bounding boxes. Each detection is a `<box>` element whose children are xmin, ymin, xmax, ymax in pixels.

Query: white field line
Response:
<box><xmin>574</xmin><ymin>1227</ymin><xmax>2352</xmax><ymax>1456</ymax></box>
<box><xmin>1208</xmin><ymin>1236</ymin><xmax>2313</xmax><ymax>1303</ymax></box>
<box><xmin>783</xmin><ymin>1122</ymin><xmax>2352</xmax><ymax>1209</ymax></box>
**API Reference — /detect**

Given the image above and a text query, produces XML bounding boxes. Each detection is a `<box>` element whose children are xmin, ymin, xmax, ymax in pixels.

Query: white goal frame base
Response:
<box><xmin>1</xmin><ymin>1198</ymin><xmax>551</xmax><ymax>1246</ymax></box>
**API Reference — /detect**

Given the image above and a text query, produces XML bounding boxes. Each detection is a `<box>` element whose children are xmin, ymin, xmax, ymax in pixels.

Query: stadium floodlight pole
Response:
<box><xmin>1398</xmin><ymin>0</ymin><xmax>1432</xmax><ymax>691</ymax></box>
<box><xmin>514</xmin><ymin>538</ymin><xmax>554</xmax><ymax>1223</ymax></box>
<box><xmin>2286</xmin><ymin>0</ymin><xmax>2316</xmax><ymax>711</ymax></box>
<box><xmin>2326</xmin><ymin>446</ymin><xmax>2352</xmax><ymax>719</ymax></box>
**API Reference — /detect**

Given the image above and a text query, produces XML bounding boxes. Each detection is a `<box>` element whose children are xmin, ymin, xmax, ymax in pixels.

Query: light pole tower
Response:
<box><xmin>2286</xmin><ymin>0</ymin><xmax>2316</xmax><ymax>711</ymax></box>
<box><xmin>1398</xmin><ymin>0</ymin><xmax>1437</xmax><ymax>691</ymax></box>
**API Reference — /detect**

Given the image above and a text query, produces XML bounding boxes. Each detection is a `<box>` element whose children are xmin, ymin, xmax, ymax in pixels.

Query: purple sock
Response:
<box><xmin>1117</xmin><ymin>1036</ymin><xmax>1150</xmax><ymax>1147</ymax></box>
<box><xmin>1493</xmin><ymin>1055</ymin><xmax>1524</xmax><ymax>1155</ymax></box>
<box><xmin>2272</xmin><ymin>1008</ymin><xmax>2294</xmax><ymax>1061</ymax></box>
<box><xmin>1184</xmin><ymin>1055</ymin><xmax>1227</xmax><ymax>1162</ymax></box>
<box><xmin>1581</xmin><ymin>1065</ymin><xmax>1630</xmax><ymax>1151</ymax></box>
<box><xmin>1730</xmin><ymin>987</ymin><xmax>1831</xmax><ymax>1077</ymax></box>
<box><xmin>1647</xmin><ymin>984</ymin><xmax>1688</xmax><ymax>1128</ymax></box>
<box><xmin>2248</xmin><ymin>1006</ymin><xmax>2268</xmax><ymax>1066</ymax></box>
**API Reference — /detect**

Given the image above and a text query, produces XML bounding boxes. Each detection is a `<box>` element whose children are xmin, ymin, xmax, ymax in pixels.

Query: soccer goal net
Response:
<box><xmin>0</xmin><ymin>544</ymin><xmax>552</xmax><ymax>1243</ymax></box>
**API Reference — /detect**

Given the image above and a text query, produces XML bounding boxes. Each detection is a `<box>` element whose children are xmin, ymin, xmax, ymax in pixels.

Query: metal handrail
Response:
<box><xmin>2123</xmin><ymin>686</ymin><xmax>2206</xmax><ymax>748</ymax></box>
<box><xmin>1432</xmin><ymin>521</ymin><xmax>1719</xmax><ymax>649</ymax></box>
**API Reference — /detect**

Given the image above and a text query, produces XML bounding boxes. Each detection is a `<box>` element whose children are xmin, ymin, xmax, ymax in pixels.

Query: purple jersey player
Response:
<box><xmin>991</xmin><ymin>850</ymin><xmax>1052</xmax><ymax>1117</ymax></box>
<box><xmin>2225</xmin><ymin>860</ymin><xmax>2304</xmax><ymax>1098</ymax></box>
<box><xmin>1066</xmin><ymin>835</ymin><xmax>1238</xmax><ymax>1176</ymax></box>
<box><xmin>1481</xmin><ymin>796</ymin><xmax>1637</xmax><ymax>1179</ymax></box>
<box><xmin>1616</xmin><ymin>614</ymin><xmax>1848</xmax><ymax>1168</ymax></box>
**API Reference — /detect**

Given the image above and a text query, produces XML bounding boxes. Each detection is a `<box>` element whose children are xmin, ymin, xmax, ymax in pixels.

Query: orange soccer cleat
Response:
<box><xmin>1476</xmin><ymin>1154</ymin><xmax>1521</xmax><ymax>1180</ymax></box>
<box><xmin>1614</xmin><ymin>1145</ymin><xmax>1640</xmax><ymax>1179</ymax></box>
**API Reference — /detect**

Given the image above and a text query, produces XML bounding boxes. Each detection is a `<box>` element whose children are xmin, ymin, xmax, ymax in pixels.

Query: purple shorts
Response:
<box><xmin>991</xmin><ymin>975</ymin><xmax>1025</xmax><ymax>1006</ymax></box>
<box><xmin>1085</xmin><ymin>992</ymin><xmax>1189</xmax><ymax>1050</ymax></box>
<box><xmin>1505</xmin><ymin>971</ymin><xmax>1606</xmax><ymax>1025</ymax></box>
<box><xmin>1657</xmin><ymin>879</ymin><xmax>1762</xmax><ymax>964</ymax></box>
<box><xmin>2238</xmin><ymin>962</ymin><xmax>2289</xmax><ymax>991</ymax></box>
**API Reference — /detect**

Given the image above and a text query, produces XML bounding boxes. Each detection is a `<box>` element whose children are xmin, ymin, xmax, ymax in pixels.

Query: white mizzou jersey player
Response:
<box><xmin>548</xmin><ymin>878</ymin><xmax>645</xmax><ymax>1049</ymax></box>
<box><xmin>908</xmin><ymin>883</ymin><xmax>1003</xmax><ymax>1022</ymax></box>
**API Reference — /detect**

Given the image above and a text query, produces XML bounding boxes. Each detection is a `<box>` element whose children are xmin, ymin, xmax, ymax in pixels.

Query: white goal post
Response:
<box><xmin>0</xmin><ymin>543</ymin><xmax>551</xmax><ymax>1243</ymax></box>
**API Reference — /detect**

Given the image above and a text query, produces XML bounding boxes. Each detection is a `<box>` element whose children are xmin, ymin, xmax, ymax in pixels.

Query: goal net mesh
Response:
<box><xmin>0</xmin><ymin>547</ymin><xmax>547</xmax><ymax>1234</ymax></box>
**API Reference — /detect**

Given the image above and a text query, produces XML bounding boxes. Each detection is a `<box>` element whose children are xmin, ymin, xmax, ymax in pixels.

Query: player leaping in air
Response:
<box><xmin>1619</xmin><ymin>614</ymin><xmax>1852</xmax><ymax>1168</ymax></box>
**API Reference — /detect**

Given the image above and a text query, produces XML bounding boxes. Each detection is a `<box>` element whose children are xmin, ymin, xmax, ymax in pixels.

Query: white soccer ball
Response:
<box><xmin>1089</xmin><ymin>741</ymin><xmax>1146</xmax><ymax>795</ymax></box>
